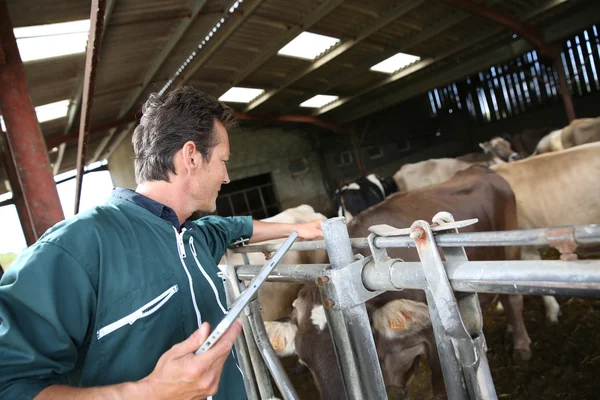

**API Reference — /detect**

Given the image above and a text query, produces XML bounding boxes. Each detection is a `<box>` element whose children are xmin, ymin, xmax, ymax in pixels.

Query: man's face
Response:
<box><xmin>191</xmin><ymin>120</ymin><xmax>230</xmax><ymax>213</ymax></box>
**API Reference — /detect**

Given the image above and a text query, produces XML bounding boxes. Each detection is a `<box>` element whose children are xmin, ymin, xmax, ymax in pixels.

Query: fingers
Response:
<box><xmin>171</xmin><ymin>322</ymin><xmax>211</xmax><ymax>356</ymax></box>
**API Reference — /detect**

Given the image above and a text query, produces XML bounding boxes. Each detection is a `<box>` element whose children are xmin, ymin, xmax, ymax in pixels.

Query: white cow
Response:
<box><xmin>535</xmin><ymin>117</ymin><xmax>600</xmax><ymax>154</ymax></box>
<box><xmin>221</xmin><ymin>205</ymin><xmax>328</xmax><ymax>321</ymax></box>
<box><xmin>393</xmin><ymin>158</ymin><xmax>472</xmax><ymax>193</ymax></box>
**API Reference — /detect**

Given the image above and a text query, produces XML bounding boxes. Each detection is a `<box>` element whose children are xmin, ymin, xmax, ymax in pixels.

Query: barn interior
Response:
<box><xmin>1</xmin><ymin>0</ymin><xmax>600</xmax><ymax>398</ymax></box>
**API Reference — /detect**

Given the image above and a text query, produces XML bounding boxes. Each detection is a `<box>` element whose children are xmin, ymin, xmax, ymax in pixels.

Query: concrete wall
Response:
<box><xmin>107</xmin><ymin>124</ymin><xmax>333</xmax><ymax>215</ymax></box>
<box><xmin>108</xmin><ymin>134</ymin><xmax>136</xmax><ymax>190</ymax></box>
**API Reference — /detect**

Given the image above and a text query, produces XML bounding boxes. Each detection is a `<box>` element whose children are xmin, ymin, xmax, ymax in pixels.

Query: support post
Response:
<box><xmin>319</xmin><ymin>217</ymin><xmax>387</xmax><ymax>399</ymax></box>
<box><xmin>350</xmin><ymin>132</ymin><xmax>366</xmax><ymax>177</ymax></box>
<box><xmin>554</xmin><ymin>55</ymin><xmax>576</xmax><ymax>122</ymax></box>
<box><xmin>0</xmin><ymin>0</ymin><xmax>64</xmax><ymax>240</ymax></box>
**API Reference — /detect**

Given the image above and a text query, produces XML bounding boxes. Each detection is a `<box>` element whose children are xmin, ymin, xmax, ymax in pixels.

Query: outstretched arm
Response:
<box><xmin>249</xmin><ymin>219</ymin><xmax>323</xmax><ymax>243</ymax></box>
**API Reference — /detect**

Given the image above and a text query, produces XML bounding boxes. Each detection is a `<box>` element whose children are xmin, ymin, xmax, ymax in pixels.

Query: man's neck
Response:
<box><xmin>136</xmin><ymin>180</ymin><xmax>190</xmax><ymax>226</ymax></box>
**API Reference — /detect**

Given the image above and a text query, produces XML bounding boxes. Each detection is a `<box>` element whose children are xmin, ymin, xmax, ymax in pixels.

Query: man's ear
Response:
<box><xmin>181</xmin><ymin>141</ymin><xmax>199</xmax><ymax>172</ymax></box>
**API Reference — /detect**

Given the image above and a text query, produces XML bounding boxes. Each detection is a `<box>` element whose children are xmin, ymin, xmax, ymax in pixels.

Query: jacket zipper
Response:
<box><xmin>189</xmin><ymin>237</ymin><xmax>227</xmax><ymax>314</ymax></box>
<box><xmin>97</xmin><ymin>285</ymin><xmax>178</xmax><ymax>340</ymax></box>
<box><xmin>173</xmin><ymin>227</ymin><xmax>202</xmax><ymax>328</ymax></box>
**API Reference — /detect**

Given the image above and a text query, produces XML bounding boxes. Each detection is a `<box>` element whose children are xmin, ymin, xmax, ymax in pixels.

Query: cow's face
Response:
<box><xmin>479</xmin><ymin>137</ymin><xmax>521</xmax><ymax>162</ymax></box>
<box><xmin>266</xmin><ymin>287</ymin><xmax>440</xmax><ymax>400</ymax></box>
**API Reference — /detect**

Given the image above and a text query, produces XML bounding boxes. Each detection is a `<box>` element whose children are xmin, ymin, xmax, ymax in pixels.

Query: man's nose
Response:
<box><xmin>223</xmin><ymin>170</ymin><xmax>230</xmax><ymax>184</ymax></box>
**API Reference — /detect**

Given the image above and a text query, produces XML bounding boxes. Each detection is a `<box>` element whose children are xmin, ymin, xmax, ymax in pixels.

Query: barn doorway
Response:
<box><xmin>216</xmin><ymin>173</ymin><xmax>280</xmax><ymax>220</ymax></box>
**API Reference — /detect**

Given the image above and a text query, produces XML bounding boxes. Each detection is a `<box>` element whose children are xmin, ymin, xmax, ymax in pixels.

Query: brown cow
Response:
<box><xmin>491</xmin><ymin>142</ymin><xmax>600</xmax><ymax>322</ymax></box>
<box><xmin>534</xmin><ymin>117</ymin><xmax>600</xmax><ymax>154</ymax></box>
<box><xmin>267</xmin><ymin>166</ymin><xmax>530</xmax><ymax>399</ymax></box>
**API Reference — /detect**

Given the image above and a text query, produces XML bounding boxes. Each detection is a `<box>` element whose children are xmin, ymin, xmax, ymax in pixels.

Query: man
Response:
<box><xmin>0</xmin><ymin>87</ymin><xmax>323</xmax><ymax>399</ymax></box>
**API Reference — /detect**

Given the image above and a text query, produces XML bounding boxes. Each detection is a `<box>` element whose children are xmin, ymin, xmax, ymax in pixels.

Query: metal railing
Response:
<box><xmin>221</xmin><ymin>215</ymin><xmax>600</xmax><ymax>400</ymax></box>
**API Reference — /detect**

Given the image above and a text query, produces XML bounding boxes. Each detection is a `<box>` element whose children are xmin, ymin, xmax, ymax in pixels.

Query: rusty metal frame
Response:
<box><xmin>73</xmin><ymin>0</ymin><xmax>107</xmax><ymax>214</ymax></box>
<box><xmin>0</xmin><ymin>0</ymin><xmax>65</xmax><ymax>242</ymax></box>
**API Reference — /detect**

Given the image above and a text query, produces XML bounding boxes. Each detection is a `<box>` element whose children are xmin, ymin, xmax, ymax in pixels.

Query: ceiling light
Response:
<box><xmin>370</xmin><ymin>52</ymin><xmax>421</xmax><ymax>74</ymax></box>
<box><xmin>277</xmin><ymin>31</ymin><xmax>340</xmax><ymax>60</ymax></box>
<box><xmin>219</xmin><ymin>87</ymin><xmax>265</xmax><ymax>103</ymax></box>
<box><xmin>14</xmin><ymin>19</ymin><xmax>90</xmax><ymax>62</ymax></box>
<box><xmin>300</xmin><ymin>94</ymin><xmax>339</xmax><ymax>108</ymax></box>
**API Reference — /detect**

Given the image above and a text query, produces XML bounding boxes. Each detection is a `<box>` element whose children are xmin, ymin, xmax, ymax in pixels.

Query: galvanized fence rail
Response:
<box><xmin>222</xmin><ymin>215</ymin><xmax>600</xmax><ymax>400</ymax></box>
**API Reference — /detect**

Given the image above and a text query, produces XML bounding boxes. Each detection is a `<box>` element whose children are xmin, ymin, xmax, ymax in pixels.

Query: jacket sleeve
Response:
<box><xmin>0</xmin><ymin>241</ymin><xmax>97</xmax><ymax>399</ymax></box>
<box><xmin>193</xmin><ymin>216</ymin><xmax>253</xmax><ymax>263</ymax></box>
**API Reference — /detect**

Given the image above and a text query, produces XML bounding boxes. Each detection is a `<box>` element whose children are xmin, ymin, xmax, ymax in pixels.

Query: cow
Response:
<box><xmin>534</xmin><ymin>117</ymin><xmax>600</xmax><ymax>154</ymax></box>
<box><xmin>221</xmin><ymin>204</ymin><xmax>328</xmax><ymax>321</ymax></box>
<box><xmin>334</xmin><ymin>173</ymin><xmax>397</xmax><ymax>222</ymax></box>
<box><xmin>393</xmin><ymin>158</ymin><xmax>472</xmax><ymax>194</ymax></box>
<box><xmin>267</xmin><ymin>166</ymin><xmax>531</xmax><ymax>399</ymax></box>
<box><xmin>491</xmin><ymin>142</ymin><xmax>600</xmax><ymax>322</ymax></box>
<box><xmin>478</xmin><ymin>136</ymin><xmax>522</xmax><ymax>164</ymax></box>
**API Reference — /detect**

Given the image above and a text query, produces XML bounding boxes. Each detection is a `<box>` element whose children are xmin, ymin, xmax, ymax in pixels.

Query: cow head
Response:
<box><xmin>479</xmin><ymin>137</ymin><xmax>521</xmax><ymax>163</ymax></box>
<box><xmin>265</xmin><ymin>286</ymin><xmax>444</xmax><ymax>400</ymax></box>
<box><xmin>334</xmin><ymin>175</ymin><xmax>397</xmax><ymax>223</ymax></box>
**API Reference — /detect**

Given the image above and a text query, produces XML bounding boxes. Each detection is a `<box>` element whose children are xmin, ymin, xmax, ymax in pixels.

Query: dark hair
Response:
<box><xmin>132</xmin><ymin>86</ymin><xmax>236</xmax><ymax>183</ymax></box>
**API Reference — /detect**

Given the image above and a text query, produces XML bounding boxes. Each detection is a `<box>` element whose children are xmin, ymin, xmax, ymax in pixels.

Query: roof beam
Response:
<box><xmin>88</xmin><ymin>0</ymin><xmax>209</xmax><ymax>164</ymax></box>
<box><xmin>244</xmin><ymin>0</ymin><xmax>428</xmax><ymax>112</ymax></box>
<box><xmin>178</xmin><ymin>0</ymin><xmax>265</xmax><ymax>86</ymax></box>
<box><xmin>336</xmin><ymin>1</ymin><xmax>600</xmax><ymax>123</ymax></box>
<box><xmin>211</xmin><ymin>0</ymin><xmax>346</xmax><ymax>98</ymax></box>
<box><xmin>74</xmin><ymin>0</ymin><xmax>108</xmax><ymax>214</ymax></box>
<box><xmin>283</xmin><ymin>0</ymin><xmax>504</xmax><ymax>113</ymax></box>
<box><xmin>53</xmin><ymin>0</ymin><xmax>116</xmax><ymax>175</ymax></box>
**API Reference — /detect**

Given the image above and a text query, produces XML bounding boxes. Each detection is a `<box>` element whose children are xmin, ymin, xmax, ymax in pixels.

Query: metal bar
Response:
<box><xmin>74</xmin><ymin>0</ymin><xmax>107</xmax><ymax>214</ymax></box>
<box><xmin>235</xmin><ymin>112</ymin><xmax>346</xmax><ymax>133</ymax></box>
<box><xmin>57</xmin><ymin>0</ymin><xmax>116</xmax><ymax>173</ymax></box>
<box><xmin>555</xmin><ymin>55</ymin><xmax>576</xmax><ymax>121</ymax></box>
<box><xmin>0</xmin><ymin>129</ymin><xmax>35</xmax><ymax>244</ymax></box>
<box><xmin>319</xmin><ymin>217</ymin><xmax>387</xmax><ymax>400</ymax></box>
<box><xmin>179</xmin><ymin>0</ymin><xmax>264</xmax><ymax>87</ymax></box>
<box><xmin>0</xmin><ymin>0</ymin><xmax>65</xmax><ymax>240</ymax></box>
<box><xmin>45</xmin><ymin>113</ymin><xmax>137</xmax><ymax>150</ymax></box>
<box><xmin>233</xmin><ymin>224</ymin><xmax>600</xmax><ymax>253</ymax></box>
<box><xmin>235</xmin><ymin>260</ymin><xmax>600</xmax><ymax>297</ymax></box>
<box><xmin>221</xmin><ymin>269</ymin><xmax>259</xmax><ymax>400</ymax></box>
<box><xmin>245</xmin><ymin>0</ymin><xmax>428</xmax><ymax>112</ymax></box>
<box><xmin>350</xmin><ymin>132</ymin><xmax>366</xmax><ymax>177</ymax></box>
<box><xmin>211</xmin><ymin>0</ymin><xmax>345</xmax><ymax>98</ymax></box>
<box><xmin>246</xmin><ymin>301</ymin><xmax>300</xmax><ymax>400</ymax></box>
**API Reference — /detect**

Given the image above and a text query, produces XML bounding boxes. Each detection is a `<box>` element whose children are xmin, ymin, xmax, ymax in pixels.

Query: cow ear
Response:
<box><xmin>372</xmin><ymin>299</ymin><xmax>431</xmax><ymax>339</ymax></box>
<box><xmin>264</xmin><ymin>321</ymin><xmax>298</xmax><ymax>357</ymax></box>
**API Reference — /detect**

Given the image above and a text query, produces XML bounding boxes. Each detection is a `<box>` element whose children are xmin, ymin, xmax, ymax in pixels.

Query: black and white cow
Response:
<box><xmin>334</xmin><ymin>174</ymin><xmax>397</xmax><ymax>222</ymax></box>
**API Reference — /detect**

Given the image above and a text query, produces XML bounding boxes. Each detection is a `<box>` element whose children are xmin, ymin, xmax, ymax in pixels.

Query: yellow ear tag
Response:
<box><xmin>389</xmin><ymin>317</ymin><xmax>407</xmax><ymax>330</ymax></box>
<box><xmin>270</xmin><ymin>336</ymin><xmax>286</xmax><ymax>351</ymax></box>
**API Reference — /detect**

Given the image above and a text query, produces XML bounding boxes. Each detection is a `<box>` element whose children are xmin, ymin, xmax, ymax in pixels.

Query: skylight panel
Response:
<box><xmin>370</xmin><ymin>52</ymin><xmax>421</xmax><ymax>74</ymax></box>
<box><xmin>0</xmin><ymin>99</ymin><xmax>70</xmax><ymax>131</ymax></box>
<box><xmin>219</xmin><ymin>87</ymin><xmax>265</xmax><ymax>103</ymax></box>
<box><xmin>300</xmin><ymin>94</ymin><xmax>339</xmax><ymax>108</ymax></box>
<box><xmin>14</xmin><ymin>19</ymin><xmax>90</xmax><ymax>62</ymax></box>
<box><xmin>278</xmin><ymin>32</ymin><xmax>340</xmax><ymax>60</ymax></box>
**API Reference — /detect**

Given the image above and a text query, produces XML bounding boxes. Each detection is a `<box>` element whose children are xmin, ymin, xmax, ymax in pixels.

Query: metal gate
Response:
<box><xmin>221</xmin><ymin>214</ymin><xmax>600</xmax><ymax>400</ymax></box>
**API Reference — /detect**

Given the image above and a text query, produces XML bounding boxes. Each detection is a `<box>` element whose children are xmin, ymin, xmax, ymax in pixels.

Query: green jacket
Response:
<box><xmin>0</xmin><ymin>196</ymin><xmax>253</xmax><ymax>399</ymax></box>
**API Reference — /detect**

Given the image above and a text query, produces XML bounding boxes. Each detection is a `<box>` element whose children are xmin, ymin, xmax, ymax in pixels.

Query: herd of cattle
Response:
<box><xmin>233</xmin><ymin>116</ymin><xmax>600</xmax><ymax>399</ymax></box>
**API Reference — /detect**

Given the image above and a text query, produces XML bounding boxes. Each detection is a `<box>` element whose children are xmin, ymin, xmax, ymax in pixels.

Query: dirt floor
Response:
<box><xmin>276</xmin><ymin>248</ymin><xmax>600</xmax><ymax>399</ymax></box>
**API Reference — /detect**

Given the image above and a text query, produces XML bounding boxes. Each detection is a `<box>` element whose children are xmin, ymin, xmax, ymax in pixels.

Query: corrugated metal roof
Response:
<box><xmin>0</xmin><ymin>0</ymin><xmax>595</xmax><ymax>181</ymax></box>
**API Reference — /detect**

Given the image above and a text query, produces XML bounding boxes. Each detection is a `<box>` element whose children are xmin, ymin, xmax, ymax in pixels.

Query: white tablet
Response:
<box><xmin>195</xmin><ymin>231</ymin><xmax>299</xmax><ymax>354</ymax></box>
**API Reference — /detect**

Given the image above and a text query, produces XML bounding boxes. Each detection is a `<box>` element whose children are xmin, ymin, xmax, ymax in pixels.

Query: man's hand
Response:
<box><xmin>294</xmin><ymin>219</ymin><xmax>324</xmax><ymax>240</ymax></box>
<box><xmin>35</xmin><ymin>320</ymin><xmax>243</xmax><ymax>400</ymax></box>
<box><xmin>139</xmin><ymin>319</ymin><xmax>243</xmax><ymax>399</ymax></box>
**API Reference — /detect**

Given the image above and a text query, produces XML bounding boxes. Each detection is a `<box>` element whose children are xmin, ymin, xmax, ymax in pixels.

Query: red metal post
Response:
<box><xmin>0</xmin><ymin>0</ymin><xmax>64</xmax><ymax>240</ymax></box>
<box><xmin>74</xmin><ymin>0</ymin><xmax>106</xmax><ymax>214</ymax></box>
<box><xmin>0</xmin><ymin>128</ymin><xmax>36</xmax><ymax>245</ymax></box>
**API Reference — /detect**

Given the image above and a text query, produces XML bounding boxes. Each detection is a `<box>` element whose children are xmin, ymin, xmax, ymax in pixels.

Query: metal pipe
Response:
<box><xmin>74</xmin><ymin>0</ymin><xmax>107</xmax><ymax>214</ymax></box>
<box><xmin>0</xmin><ymin>0</ymin><xmax>65</xmax><ymax>240</ymax></box>
<box><xmin>246</xmin><ymin>301</ymin><xmax>300</xmax><ymax>400</ymax></box>
<box><xmin>320</xmin><ymin>217</ymin><xmax>387</xmax><ymax>400</ymax></box>
<box><xmin>235</xmin><ymin>260</ymin><xmax>600</xmax><ymax>297</ymax></box>
<box><xmin>233</xmin><ymin>224</ymin><xmax>600</xmax><ymax>253</ymax></box>
<box><xmin>221</xmin><ymin>272</ymin><xmax>259</xmax><ymax>400</ymax></box>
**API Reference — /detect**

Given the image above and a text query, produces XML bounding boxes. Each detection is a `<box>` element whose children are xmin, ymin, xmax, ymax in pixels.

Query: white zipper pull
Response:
<box><xmin>177</xmin><ymin>231</ymin><xmax>186</xmax><ymax>258</ymax></box>
<box><xmin>189</xmin><ymin>237</ymin><xmax>197</xmax><ymax>257</ymax></box>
